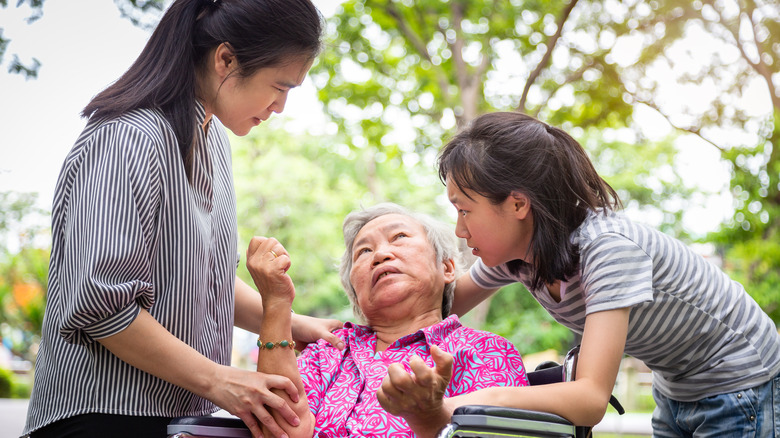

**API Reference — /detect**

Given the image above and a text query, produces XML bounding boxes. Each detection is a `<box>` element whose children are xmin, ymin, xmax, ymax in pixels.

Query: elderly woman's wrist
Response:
<box><xmin>405</xmin><ymin>408</ymin><xmax>451</xmax><ymax>438</ymax></box>
<box><xmin>263</xmin><ymin>298</ymin><xmax>293</xmax><ymax>314</ymax></box>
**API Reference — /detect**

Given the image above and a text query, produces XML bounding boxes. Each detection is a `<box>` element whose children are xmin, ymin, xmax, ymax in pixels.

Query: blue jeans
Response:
<box><xmin>651</xmin><ymin>373</ymin><xmax>780</xmax><ymax>437</ymax></box>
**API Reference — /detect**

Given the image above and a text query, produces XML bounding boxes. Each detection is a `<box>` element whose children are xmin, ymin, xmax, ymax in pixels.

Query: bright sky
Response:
<box><xmin>0</xmin><ymin>0</ymin><xmax>756</xmax><ymax>239</ymax></box>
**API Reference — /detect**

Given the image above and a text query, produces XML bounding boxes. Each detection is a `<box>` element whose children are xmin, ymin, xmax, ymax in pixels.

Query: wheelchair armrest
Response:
<box><xmin>453</xmin><ymin>405</ymin><xmax>572</xmax><ymax>425</ymax></box>
<box><xmin>167</xmin><ymin>416</ymin><xmax>251</xmax><ymax>438</ymax></box>
<box><xmin>437</xmin><ymin>404</ymin><xmax>577</xmax><ymax>437</ymax></box>
<box><xmin>526</xmin><ymin>364</ymin><xmax>564</xmax><ymax>386</ymax></box>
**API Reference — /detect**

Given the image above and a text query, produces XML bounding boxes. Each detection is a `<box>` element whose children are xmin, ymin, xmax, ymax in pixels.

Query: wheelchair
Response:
<box><xmin>436</xmin><ymin>345</ymin><xmax>624</xmax><ymax>438</ymax></box>
<box><xmin>167</xmin><ymin>345</ymin><xmax>624</xmax><ymax>438</ymax></box>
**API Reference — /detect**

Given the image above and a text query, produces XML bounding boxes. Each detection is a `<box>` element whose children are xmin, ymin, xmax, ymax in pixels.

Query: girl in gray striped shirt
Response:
<box><xmin>419</xmin><ymin>112</ymin><xmax>779</xmax><ymax>437</ymax></box>
<box><xmin>24</xmin><ymin>1</ymin><xmax>343</xmax><ymax>437</ymax></box>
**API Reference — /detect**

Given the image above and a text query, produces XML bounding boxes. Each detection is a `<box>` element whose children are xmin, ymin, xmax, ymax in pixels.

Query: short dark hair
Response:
<box><xmin>83</xmin><ymin>0</ymin><xmax>322</xmax><ymax>175</ymax></box>
<box><xmin>438</xmin><ymin>112</ymin><xmax>621</xmax><ymax>290</ymax></box>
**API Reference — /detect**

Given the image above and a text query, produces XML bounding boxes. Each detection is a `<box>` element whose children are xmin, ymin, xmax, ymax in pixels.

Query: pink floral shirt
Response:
<box><xmin>297</xmin><ymin>315</ymin><xmax>528</xmax><ymax>437</ymax></box>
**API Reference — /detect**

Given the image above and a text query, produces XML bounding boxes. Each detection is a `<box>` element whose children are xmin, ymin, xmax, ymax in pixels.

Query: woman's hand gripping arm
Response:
<box><xmin>97</xmin><ymin>309</ymin><xmax>301</xmax><ymax>438</ymax></box>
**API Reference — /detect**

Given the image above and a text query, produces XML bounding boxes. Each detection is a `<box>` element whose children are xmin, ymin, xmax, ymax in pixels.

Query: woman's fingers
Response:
<box><xmin>379</xmin><ymin>364</ymin><xmax>409</xmax><ymax>401</ymax></box>
<box><xmin>377</xmin><ymin>374</ymin><xmax>404</xmax><ymax>415</ymax></box>
<box><xmin>386</xmin><ymin>362</ymin><xmax>415</xmax><ymax>388</ymax></box>
<box><xmin>245</xmin><ymin>382</ymin><xmax>299</xmax><ymax>438</ymax></box>
<box><xmin>430</xmin><ymin>345</ymin><xmax>453</xmax><ymax>385</ymax></box>
<box><xmin>290</xmin><ymin>313</ymin><xmax>345</xmax><ymax>350</ymax></box>
<box><xmin>247</xmin><ymin>237</ymin><xmax>288</xmax><ymax>266</ymax></box>
<box><xmin>213</xmin><ymin>368</ymin><xmax>302</xmax><ymax>438</ymax></box>
<box><xmin>235</xmin><ymin>412</ymin><xmax>264</xmax><ymax>438</ymax></box>
<box><xmin>319</xmin><ymin>330</ymin><xmax>346</xmax><ymax>350</ymax></box>
<box><xmin>408</xmin><ymin>355</ymin><xmax>435</xmax><ymax>386</ymax></box>
<box><xmin>251</xmin><ymin>404</ymin><xmax>289</xmax><ymax>438</ymax></box>
<box><xmin>246</xmin><ymin>236</ymin><xmax>295</xmax><ymax>300</ymax></box>
<box><xmin>257</xmin><ymin>374</ymin><xmax>302</xmax><ymax>432</ymax></box>
<box><xmin>265</xmin><ymin>373</ymin><xmax>300</xmax><ymax>404</ymax></box>
<box><xmin>246</xmin><ymin>236</ymin><xmax>268</xmax><ymax>259</ymax></box>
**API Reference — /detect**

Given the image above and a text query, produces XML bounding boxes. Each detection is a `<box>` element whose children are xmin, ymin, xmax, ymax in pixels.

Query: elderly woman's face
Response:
<box><xmin>349</xmin><ymin>214</ymin><xmax>453</xmax><ymax>320</ymax></box>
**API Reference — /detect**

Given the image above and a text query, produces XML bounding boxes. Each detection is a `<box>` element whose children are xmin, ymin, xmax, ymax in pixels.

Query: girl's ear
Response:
<box><xmin>442</xmin><ymin>258</ymin><xmax>457</xmax><ymax>284</ymax></box>
<box><xmin>510</xmin><ymin>191</ymin><xmax>531</xmax><ymax>220</ymax></box>
<box><xmin>213</xmin><ymin>43</ymin><xmax>237</xmax><ymax>79</ymax></box>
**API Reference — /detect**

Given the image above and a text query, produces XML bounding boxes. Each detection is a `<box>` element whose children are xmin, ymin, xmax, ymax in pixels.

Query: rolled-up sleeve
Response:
<box><xmin>57</xmin><ymin>120</ymin><xmax>161</xmax><ymax>344</ymax></box>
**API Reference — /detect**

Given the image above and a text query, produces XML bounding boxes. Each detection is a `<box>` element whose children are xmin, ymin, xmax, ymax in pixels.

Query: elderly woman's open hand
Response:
<box><xmin>377</xmin><ymin>345</ymin><xmax>454</xmax><ymax>437</ymax></box>
<box><xmin>246</xmin><ymin>236</ymin><xmax>295</xmax><ymax>305</ymax></box>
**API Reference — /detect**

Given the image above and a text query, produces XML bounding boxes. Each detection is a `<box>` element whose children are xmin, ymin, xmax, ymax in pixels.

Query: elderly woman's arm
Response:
<box><xmin>235</xmin><ymin>276</ymin><xmax>344</xmax><ymax>351</ymax></box>
<box><xmin>246</xmin><ymin>236</ymin><xmax>315</xmax><ymax>438</ymax></box>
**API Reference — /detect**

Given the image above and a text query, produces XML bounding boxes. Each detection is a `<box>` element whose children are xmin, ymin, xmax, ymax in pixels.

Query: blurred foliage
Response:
<box><xmin>0</xmin><ymin>192</ymin><xmax>49</xmax><ymax>365</ymax></box>
<box><xmin>230</xmin><ymin>120</ymin><xmax>444</xmax><ymax>320</ymax></box>
<box><xmin>710</xmin><ymin>110</ymin><xmax>780</xmax><ymax>322</ymax></box>
<box><xmin>479</xmin><ymin>282</ymin><xmax>575</xmax><ymax>354</ymax></box>
<box><xmin>0</xmin><ymin>366</ymin><xmax>31</xmax><ymax>398</ymax></box>
<box><xmin>0</xmin><ymin>367</ymin><xmax>11</xmax><ymax>397</ymax></box>
<box><xmin>311</xmin><ymin>0</ymin><xmax>779</xmax><ymax>350</ymax></box>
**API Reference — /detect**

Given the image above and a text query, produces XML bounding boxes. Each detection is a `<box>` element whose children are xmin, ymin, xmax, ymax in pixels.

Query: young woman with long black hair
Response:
<box><xmin>23</xmin><ymin>1</ymin><xmax>342</xmax><ymax>437</ymax></box>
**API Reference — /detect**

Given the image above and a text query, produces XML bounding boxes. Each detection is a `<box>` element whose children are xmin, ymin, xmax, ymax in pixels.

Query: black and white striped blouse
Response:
<box><xmin>471</xmin><ymin>209</ymin><xmax>780</xmax><ymax>402</ymax></box>
<box><xmin>24</xmin><ymin>103</ymin><xmax>239</xmax><ymax>435</ymax></box>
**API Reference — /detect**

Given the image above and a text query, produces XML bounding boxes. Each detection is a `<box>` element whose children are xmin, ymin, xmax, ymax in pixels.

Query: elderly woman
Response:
<box><xmin>245</xmin><ymin>203</ymin><xmax>529</xmax><ymax>438</ymax></box>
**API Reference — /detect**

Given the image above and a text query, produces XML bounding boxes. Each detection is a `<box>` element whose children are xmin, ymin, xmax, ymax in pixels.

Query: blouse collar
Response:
<box><xmin>344</xmin><ymin>314</ymin><xmax>462</xmax><ymax>347</ymax></box>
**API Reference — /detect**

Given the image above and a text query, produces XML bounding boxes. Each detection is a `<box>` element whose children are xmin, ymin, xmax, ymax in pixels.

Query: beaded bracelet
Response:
<box><xmin>257</xmin><ymin>339</ymin><xmax>296</xmax><ymax>350</ymax></box>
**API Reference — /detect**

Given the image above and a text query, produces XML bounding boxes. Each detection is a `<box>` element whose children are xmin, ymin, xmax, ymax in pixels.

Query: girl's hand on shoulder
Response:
<box><xmin>246</xmin><ymin>236</ymin><xmax>295</xmax><ymax>304</ymax></box>
<box><xmin>207</xmin><ymin>365</ymin><xmax>301</xmax><ymax>438</ymax></box>
<box><xmin>291</xmin><ymin>313</ymin><xmax>345</xmax><ymax>351</ymax></box>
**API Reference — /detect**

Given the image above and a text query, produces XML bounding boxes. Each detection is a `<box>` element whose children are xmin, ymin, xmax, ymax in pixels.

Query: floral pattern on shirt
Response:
<box><xmin>297</xmin><ymin>314</ymin><xmax>528</xmax><ymax>437</ymax></box>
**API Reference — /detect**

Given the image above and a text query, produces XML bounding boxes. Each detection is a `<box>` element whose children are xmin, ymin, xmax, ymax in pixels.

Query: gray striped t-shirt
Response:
<box><xmin>471</xmin><ymin>209</ymin><xmax>780</xmax><ymax>401</ymax></box>
<box><xmin>24</xmin><ymin>103</ymin><xmax>238</xmax><ymax>434</ymax></box>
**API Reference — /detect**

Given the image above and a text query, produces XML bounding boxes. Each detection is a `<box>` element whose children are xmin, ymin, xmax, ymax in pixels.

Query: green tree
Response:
<box><xmin>231</xmin><ymin>121</ymin><xmax>444</xmax><ymax>319</ymax></box>
<box><xmin>313</xmin><ymin>0</ymin><xmax>779</xmax><ymax>344</ymax></box>
<box><xmin>0</xmin><ymin>0</ymin><xmax>43</xmax><ymax>78</ymax></box>
<box><xmin>609</xmin><ymin>0</ymin><xmax>780</xmax><ymax>322</ymax></box>
<box><xmin>313</xmin><ymin>0</ymin><xmax>700</xmax><ymax>337</ymax></box>
<box><xmin>0</xmin><ymin>192</ymin><xmax>49</xmax><ymax>364</ymax></box>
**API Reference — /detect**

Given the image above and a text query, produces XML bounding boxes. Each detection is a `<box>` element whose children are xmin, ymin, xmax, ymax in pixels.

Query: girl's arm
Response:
<box><xmin>443</xmin><ymin>307</ymin><xmax>629</xmax><ymax>427</ymax></box>
<box><xmin>97</xmin><ymin>308</ymin><xmax>301</xmax><ymax>438</ymax></box>
<box><xmin>449</xmin><ymin>273</ymin><xmax>499</xmax><ymax>317</ymax></box>
<box><xmin>384</xmin><ymin>307</ymin><xmax>628</xmax><ymax>437</ymax></box>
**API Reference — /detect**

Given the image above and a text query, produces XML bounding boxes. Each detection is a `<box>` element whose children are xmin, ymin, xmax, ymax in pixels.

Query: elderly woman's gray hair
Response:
<box><xmin>340</xmin><ymin>203</ymin><xmax>464</xmax><ymax>323</ymax></box>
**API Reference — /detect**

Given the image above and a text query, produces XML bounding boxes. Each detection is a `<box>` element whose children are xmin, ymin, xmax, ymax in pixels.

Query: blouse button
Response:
<box><xmin>737</xmin><ymin>393</ymin><xmax>742</xmax><ymax>399</ymax></box>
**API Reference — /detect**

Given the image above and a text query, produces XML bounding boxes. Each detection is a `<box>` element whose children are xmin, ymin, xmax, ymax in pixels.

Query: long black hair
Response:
<box><xmin>438</xmin><ymin>112</ymin><xmax>621</xmax><ymax>291</ymax></box>
<box><xmin>82</xmin><ymin>0</ymin><xmax>322</xmax><ymax>173</ymax></box>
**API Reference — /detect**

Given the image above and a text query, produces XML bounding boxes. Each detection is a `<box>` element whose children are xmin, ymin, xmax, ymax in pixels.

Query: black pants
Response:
<box><xmin>30</xmin><ymin>413</ymin><xmax>173</xmax><ymax>438</ymax></box>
